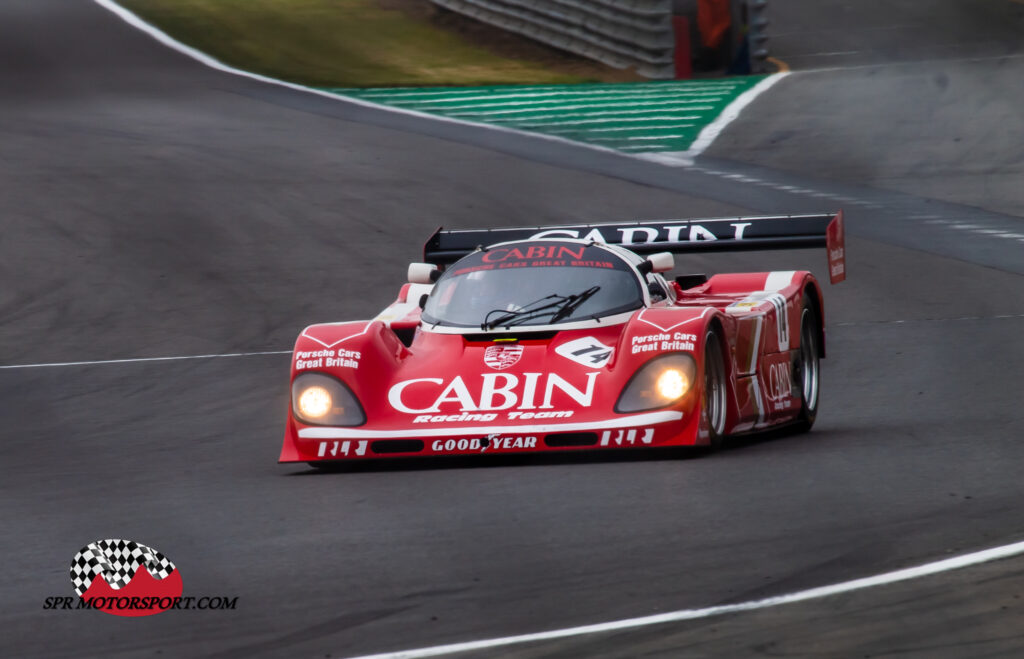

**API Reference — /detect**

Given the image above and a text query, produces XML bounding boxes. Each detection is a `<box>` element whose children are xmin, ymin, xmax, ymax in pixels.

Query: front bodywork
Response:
<box><xmin>280</xmin><ymin>268</ymin><xmax>825</xmax><ymax>463</ymax></box>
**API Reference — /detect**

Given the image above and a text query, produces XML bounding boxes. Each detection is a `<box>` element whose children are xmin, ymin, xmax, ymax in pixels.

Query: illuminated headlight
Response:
<box><xmin>298</xmin><ymin>386</ymin><xmax>332</xmax><ymax>419</ymax></box>
<box><xmin>291</xmin><ymin>373</ymin><xmax>366</xmax><ymax>426</ymax></box>
<box><xmin>616</xmin><ymin>353</ymin><xmax>697</xmax><ymax>413</ymax></box>
<box><xmin>656</xmin><ymin>368</ymin><xmax>688</xmax><ymax>400</ymax></box>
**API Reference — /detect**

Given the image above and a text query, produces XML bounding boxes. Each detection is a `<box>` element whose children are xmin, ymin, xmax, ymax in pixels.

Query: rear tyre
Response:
<box><xmin>703</xmin><ymin>330</ymin><xmax>728</xmax><ymax>449</ymax></box>
<box><xmin>793</xmin><ymin>297</ymin><xmax>821</xmax><ymax>432</ymax></box>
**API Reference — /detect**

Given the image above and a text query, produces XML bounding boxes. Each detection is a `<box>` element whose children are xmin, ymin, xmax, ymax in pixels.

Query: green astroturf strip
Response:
<box><xmin>328</xmin><ymin>77</ymin><xmax>766</xmax><ymax>153</ymax></box>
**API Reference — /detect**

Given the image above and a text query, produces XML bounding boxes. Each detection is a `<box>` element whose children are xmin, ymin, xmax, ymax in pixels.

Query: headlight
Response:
<box><xmin>616</xmin><ymin>353</ymin><xmax>697</xmax><ymax>413</ymax></box>
<box><xmin>298</xmin><ymin>386</ymin><xmax>332</xmax><ymax>419</ymax></box>
<box><xmin>656</xmin><ymin>368</ymin><xmax>688</xmax><ymax>400</ymax></box>
<box><xmin>291</xmin><ymin>373</ymin><xmax>366</xmax><ymax>426</ymax></box>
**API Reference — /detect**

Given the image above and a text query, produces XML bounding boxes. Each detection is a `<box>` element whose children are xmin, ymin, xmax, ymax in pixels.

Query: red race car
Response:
<box><xmin>280</xmin><ymin>213</ymin><xmax>846</xmax><ymax>466</ymax></box>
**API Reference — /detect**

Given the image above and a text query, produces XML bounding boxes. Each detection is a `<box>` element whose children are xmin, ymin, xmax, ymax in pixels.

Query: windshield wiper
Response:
<box><xmin>482</xmin><ymin>286</ymin><xmax>601</xmax><ymax>330</ymax></box>
<box><xmin>482</xmin><ymin>294</ymin><xmax>563</xmax><ymax>330</ymax></box>
<box><xmin>550</xmin><ymin>286</ymin><xmax>600</xmax><ymax>323</ymax></box>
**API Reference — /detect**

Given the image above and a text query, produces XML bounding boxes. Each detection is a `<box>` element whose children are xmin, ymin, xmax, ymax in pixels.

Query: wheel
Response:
<box><xmin>793</xmin><ymin>296</ymin><xmax>821</xmax><ymax>432</ymax></box>
<box><xmin>703</xmin><ymin>330</ymin><xmax>728</xmax><ymax>449</ymax></box>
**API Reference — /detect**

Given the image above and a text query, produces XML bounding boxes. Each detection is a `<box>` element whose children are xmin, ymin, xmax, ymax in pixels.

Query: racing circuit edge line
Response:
<box><xmin>674</xmin><ymin>72</ymin><xmax>790</xmax><ymax>160</ymax></box>
<box><xmin>345</xmin><ymin>538</ymin><xmax>1024</xmax><ymax>659</ymax></box>
<box><xmin>90</xmin><ymin>0</ymin><xmax>783</xmax><ymax>168</ymax></box>
<box><xmin>7</xmin><ymin>315</ymin><xmax>1022</xmax><ymax>369</ymax></box>
<box><xmin>0</xmin><ymin>351</ymin><xmax>292</xmax><ymax>370</ymax></box>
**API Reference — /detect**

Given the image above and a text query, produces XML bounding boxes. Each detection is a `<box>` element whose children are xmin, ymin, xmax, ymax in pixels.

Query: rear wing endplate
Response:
<box><xmin>424</xmin><ymin>212</ymin><xmax>846</xmax><ymax>284</ymax></box>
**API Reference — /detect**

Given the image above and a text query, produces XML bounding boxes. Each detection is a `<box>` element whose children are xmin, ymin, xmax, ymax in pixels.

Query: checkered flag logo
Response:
<box><xmin>69</xmin><ymin>539</ymin><xmax>176</xmax><ymax>596</ymax></box>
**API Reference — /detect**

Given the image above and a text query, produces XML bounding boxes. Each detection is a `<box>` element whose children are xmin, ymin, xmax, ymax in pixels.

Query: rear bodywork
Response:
<box><xmin>280</xmin><ymin>213</ymin><xmax>844</xmax><ymax>463</ymax></box>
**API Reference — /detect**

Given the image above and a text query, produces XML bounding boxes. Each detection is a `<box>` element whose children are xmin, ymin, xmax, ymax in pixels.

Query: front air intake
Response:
<box><xmin>544</xmin><ymin>433</ymin><xmax>599</xmax><ymax>448</ymax></box>
<box><xmin>370</xmin><ymin>440</ymin><xmax>424</xmax><ymax>454</ymax></box>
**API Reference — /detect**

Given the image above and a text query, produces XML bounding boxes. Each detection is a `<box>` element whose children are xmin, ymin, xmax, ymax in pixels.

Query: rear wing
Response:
<box><xmin>424</xmin><ymin>211</ymin><xmax>846</xmax><ymax>284</ymax></box>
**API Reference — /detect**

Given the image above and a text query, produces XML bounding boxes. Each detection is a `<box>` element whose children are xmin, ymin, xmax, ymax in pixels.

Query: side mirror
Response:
<box><xmin>638</xmin><ymin>252</ymin><xmax>674</xmax><ymax>274</ymax></box>
<box><xmin>408</xmin><ymin>263</ymin><xmax>439</xmax><ymax>284</ymax></box>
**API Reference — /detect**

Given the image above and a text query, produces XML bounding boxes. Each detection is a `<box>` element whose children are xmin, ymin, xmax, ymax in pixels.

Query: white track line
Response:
<box><xmin>620</xmin><ymin>145</ymin><xmax>671</xmax><ymax>151</ymax></box>
<box><xmin>474</xmin><ymin>108</ymin><xmax>712</xmax><ymax>121</ymax></box>
<box><xmin>800</xmin><ymin>51</ymin><xmax>1024</xmax><ymax>75</ymax></box>
<box><xmin>684</xmin><ymin>72</ymin><xmax>790</xmax><ymax>159</ymax></box>
<box><xmin>518</xmin><ymin>114</ymin><xmax>701</xmax><ymax>127</ymax></box>
<box><xmin>444</xmin><ymin>100</ymin><xmax>716</xmax><ymax>116</ymax></box>
<box><xmin>833</xmin><ymin>313</ymin><xmax>1024</xmax><ymax>326</ymax></box>
<box><xmin>0</xmin><ymin>350</ymin><xmax>290</xmax><ymax>370</ymax></box>
<box><xmin>92</xmin><ymin>0</ymin><xmax>779</xmax><ymax>165</ymax></box>
<box><xmin>392</xmin><ymin>91</ymin><xmax>733</xmax><ymax>106</ymax></box>
<box><xmin>346</xmin><ymin>538</ymin><xmax>1024</xmax><ymax>659</ymax></box>
<box><xmin>587</xmin><ymin>135</ymin><xmax>688</xmax><ymax>142</ymax></box>
<box><xmin>393</xmin><ymin>93</ymin><xmax>729</xmax><ymax>108</ymax></box>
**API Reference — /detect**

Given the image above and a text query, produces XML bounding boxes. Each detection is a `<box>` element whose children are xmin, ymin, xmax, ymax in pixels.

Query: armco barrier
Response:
<box><xmin>746</xmin><ymin>0</ymin><xmax>770</xmax><ymax>72</ymax></box>
<box><xmin>429</xmin><ymin>0</ymin><xmax>677</xmax><ymax>79</ymax></box>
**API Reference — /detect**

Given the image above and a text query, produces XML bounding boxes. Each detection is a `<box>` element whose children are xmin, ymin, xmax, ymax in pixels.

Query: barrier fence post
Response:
<box><xmin>673</xmin><ymin>15</ymin><xmax>692</xmax><ymax>79</ymax></box>
<box><xmin>747</xmin><ymin>0</ymin><xmax>770</xmax><ymax>72</ymax></box>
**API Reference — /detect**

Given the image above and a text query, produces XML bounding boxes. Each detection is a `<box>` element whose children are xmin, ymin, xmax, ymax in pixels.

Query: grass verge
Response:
<box><xmin>118</xmin><ymin>0</ymin><xmax>628</xmax><ymax>87</ymax></box>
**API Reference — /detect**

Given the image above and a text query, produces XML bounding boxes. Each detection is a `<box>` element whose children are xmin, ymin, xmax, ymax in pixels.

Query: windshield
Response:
<box><xmin>422</xmin><ymin>242</ymin><xmax>644</xmax><ymax>328</ymax></box>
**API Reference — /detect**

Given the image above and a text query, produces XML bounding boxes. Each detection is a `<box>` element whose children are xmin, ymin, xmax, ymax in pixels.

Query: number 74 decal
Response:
<box><xmin>555</xmin><ymin>337</ymin><xmax>614</xmax><ymax>368</ymax></box>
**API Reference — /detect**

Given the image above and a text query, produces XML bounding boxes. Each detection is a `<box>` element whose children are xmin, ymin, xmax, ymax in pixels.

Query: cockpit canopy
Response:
<box><xmin>421</xmin><ymin>241</ymin><xmax>645</xmax><ymax>329</ymax></box>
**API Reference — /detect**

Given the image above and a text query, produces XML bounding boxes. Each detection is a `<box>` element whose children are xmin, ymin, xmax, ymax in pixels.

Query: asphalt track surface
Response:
<box><xmin>2</xmin><ymin>1</ymin><xmax>1023</xmax><ymax>657</ymax></box>
<box><xmin>716</xmin><ymin>0</ymin><xmax>1024</xmax><ymax>218</ymax></box>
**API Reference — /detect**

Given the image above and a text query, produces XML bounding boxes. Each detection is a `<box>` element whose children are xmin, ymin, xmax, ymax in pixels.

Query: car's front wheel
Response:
<box><xmin>703</xmin><ymin>330</ymin><xmax>728</xmax><ymax>449</ymax></box>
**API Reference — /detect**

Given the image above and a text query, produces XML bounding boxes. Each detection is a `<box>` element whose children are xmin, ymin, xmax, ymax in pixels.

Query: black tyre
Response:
<box><xmin>793</xmin><ymin>296</ymin><xmax>821</xmax><ymax>432</ymax></box>
<box><xmin>703</xmin><ymin>330</ymin><xmax>728</xmax><ymax>449</ymax></box>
